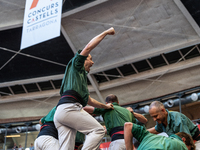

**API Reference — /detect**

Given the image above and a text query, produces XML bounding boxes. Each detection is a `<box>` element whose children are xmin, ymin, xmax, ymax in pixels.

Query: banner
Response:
<box><xmin>20</xmin><ymin>0</ymin><xmax>62</xmax><ymax>49</ymax></box>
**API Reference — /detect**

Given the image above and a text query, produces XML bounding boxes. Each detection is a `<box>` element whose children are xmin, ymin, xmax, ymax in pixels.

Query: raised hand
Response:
<box><xmin>106</xmin><ymin>27</ymin><xmax>115</xmax><ymax>35</ymax></box>
<box><xmin>105</xmin><ymin>103</ymin><xmax>114</xmax><ymax>109</ymax></box>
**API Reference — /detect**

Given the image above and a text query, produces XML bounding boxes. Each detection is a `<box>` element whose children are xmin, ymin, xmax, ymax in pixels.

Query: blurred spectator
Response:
<box><xmin>12</xmin><ymin>143</ymin><xmax>18</xmax><ymax>150</ymax></box>
<box><xmin>30</xmin><ymin>143</ymin><xmax>34</xmax><ymax>150</ymax></box>
<box><xmin>18</xmin><ymin>145</ymin><xmax>23</xmax><ymax>150</ymax></box>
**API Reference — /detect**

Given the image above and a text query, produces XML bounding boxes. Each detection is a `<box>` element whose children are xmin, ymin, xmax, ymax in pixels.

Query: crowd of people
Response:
<box><xmin>34</xmin><ymin>27</ymin><xmax>200</xmax><ymax>150</ymax></box>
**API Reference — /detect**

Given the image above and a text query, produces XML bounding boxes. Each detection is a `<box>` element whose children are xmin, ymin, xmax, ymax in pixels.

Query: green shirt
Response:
<box><xmin>75</xmin><ymin>131</ymin><xmax>85</xmax><ymax>143</ymax></box>
<box><xmin>132</xmin><ymin>123</ymin><xmax>188</xmax><ymax>150</ymax></box>
<box><xmin>155</xmin><ymin>109</ymin><xmax>198</xmax><ymax>138</ymax></box>
<box><xmin>60</xmin><ymin>50</ymin><xmax>89</xmax><ymax>107</ymax></box>
<box><xmin>93</xmin><ymin>102</ymin><xmax>136</xmax><ymax>135</ymax></box>
<box><xmin>41</xmin><ymin>106</ymin><xmax>56</xmax><ymax>123</ymax></box>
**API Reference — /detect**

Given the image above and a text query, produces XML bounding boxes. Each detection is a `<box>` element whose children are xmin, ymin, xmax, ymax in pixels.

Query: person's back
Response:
<box><xmin>103</xmin><ymin>103</ymin><xmax>135</xmax><ymax>135</ymax></box>
<box><xmin>138</xmin><ymin>133</ymin><xmax>187</xmax><ymax>150</ymax></box>
<box><xmin>91</xmin><ymin>94</ymin><xmax>147</xmax><ymax>150</ymax></box>
<box><xmin>124</xmin><ymin>122</ymin><xmax>195</xmax><ymax>150</ymax></box>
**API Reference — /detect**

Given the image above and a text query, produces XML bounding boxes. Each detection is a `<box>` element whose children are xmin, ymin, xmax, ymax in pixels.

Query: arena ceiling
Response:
<box><xmin>0</xmin><ymin>0</ymin><xmax>200</xmax><ymax>123</ymax></box>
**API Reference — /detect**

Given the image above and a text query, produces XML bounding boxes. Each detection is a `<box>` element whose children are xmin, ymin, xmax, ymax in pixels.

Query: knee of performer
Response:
<box><xmin>95</xmin><ymin>125</ymin><xmax>105</xmax><ymax>137</ymax></box>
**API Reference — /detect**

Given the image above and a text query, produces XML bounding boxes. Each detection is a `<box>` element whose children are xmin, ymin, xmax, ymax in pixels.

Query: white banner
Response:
<box><xmin>20</xmin><ymin>0</ymin><xmax>62</xmax><ymax>49</ymax></box>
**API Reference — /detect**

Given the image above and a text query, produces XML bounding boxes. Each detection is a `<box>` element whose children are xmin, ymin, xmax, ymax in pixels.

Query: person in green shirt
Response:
<box><xmin>36</xmin><ymin>106</ymin><xmax>86</xmax><ymax>150</ymax></box>
<box><xmin>54</xmin><ymin>27</ymin><xmax>115</xmax><ymax>150</ymax></box>
<box><xmin>147</xmin><ymin>101</ymin><xmax>200</xmax><ymax>148</ymax></box>
<box><xmin>124</xmin><ymin>122</ymin><xmax>195</xmax><ymax>150</ymax></box>
<box><xmin>84</xmin><ymin>94</ymin><xmax>147</xmax><ymax>150</ymax></box>
<box><xmin>35</xmin><ymin>106</ymin><xmax>59</xmax><ymax>150</ymax></box>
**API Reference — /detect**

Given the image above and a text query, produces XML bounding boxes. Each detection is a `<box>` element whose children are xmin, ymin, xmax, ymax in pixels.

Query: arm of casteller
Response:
<box><xmin>126</xmin><ymin>107</ymin><xmax>148</xmax><ymax>124</ymax></box>
<box><xmin>87</xmin><ymin>95</ymin><xmax>114</xmax><ymax>110</ymax></box>
<box><xmin>80</xmin><ymin>27</ymin><xmax>115</xmax><ymax>56</ymax></box>
<box><xmin>147</xmin><ymin>127</ymin><xmax>160</xmax><ymax>134</ymax></box>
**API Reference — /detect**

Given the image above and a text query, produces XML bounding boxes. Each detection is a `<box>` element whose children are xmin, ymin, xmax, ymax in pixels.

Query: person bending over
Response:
<box><xmin>84</xmin><ymin>94</ymin><xmax>147</xmax><ymax>150</ymax></box>
<box><xmin>124</xmin><ymin>122</ymin><xmax>195</xmax><ymax>150</ymax></box>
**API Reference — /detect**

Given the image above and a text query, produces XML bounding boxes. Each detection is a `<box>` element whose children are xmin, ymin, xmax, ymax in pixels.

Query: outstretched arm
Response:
<box><xmin>126</xmin><ymin>107</ymin><xmax>148</xmax><ymax>124</ymax></box>
<box><xmin>87</xmin><ymin>96</ymin><xmax>114</xmax><ymax>109</ymax></box>
<box><xmin>80</xmin><ymin>27</ymin><xmax>115</xmax><ymax>56</ymax></box>
<box><xmin>124</xmin><ymin>122</ymin><xmax>134</xmax><ymax>150</ymax></box>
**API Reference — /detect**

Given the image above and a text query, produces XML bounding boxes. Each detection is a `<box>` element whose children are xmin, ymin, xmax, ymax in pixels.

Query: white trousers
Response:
<box><xmin>54</xmin><ymin>103</ymin><xmax>105</xmax><ymax>150</ymax></box>
<box><xmin>109</xmin><ymin>139</ymin><xmax>126</xmax><ymax>150</ymax></box>
<box><xmin>34</xmin><ymin>135</ymin><xmax>59</xmax><ymax>150</ymax></box>
<box><xmin>195</xmin><ymin>141</ymin><xmax>200</xmax><ymax>150</ymax></box>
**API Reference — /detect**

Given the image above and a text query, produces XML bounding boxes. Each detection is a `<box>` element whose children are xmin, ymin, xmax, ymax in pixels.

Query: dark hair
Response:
<box><xmin>105</xmin><ymin>94</ymin><xmax>118</xmax><ymax>103</ymax></box>
<box><xmin>176</xmin><ymin>132</ymin><xmax>195</xmax><ymax>150</ymax></box>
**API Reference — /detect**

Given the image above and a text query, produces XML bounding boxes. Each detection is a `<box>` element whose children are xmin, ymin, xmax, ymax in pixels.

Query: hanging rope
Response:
<box><xmin>0</xmin><ymin>47</ymin><xmax>67</xmax><ymax>71</ymax></box>
<box><xmin>0</xmin><ymin>49</ymin><xmax>23</xmax><ymax>71</ymax></box>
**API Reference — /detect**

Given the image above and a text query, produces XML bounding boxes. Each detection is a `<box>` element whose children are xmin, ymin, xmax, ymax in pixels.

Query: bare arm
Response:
<box><xmin>147</xmin><ymin>127</ymin><xmax>160</xmax><ymax>134</ymax></box>
<box><xmin>39</xmin><ymin>119</ymin><xmax>42</xmax><ymax>125</ymax></box>
<box><xmin>87</xmin><ymin>96</ymin><xmax>113</xmax><ymax>109</ymax></box>
<box><xmin>133</xmin><ymin>112</ymin><xmax>148</xmax><ymax>124</ymax></box>
<box><xmin>124</xmin><ymin>122</ymin><xmax>135</xmax><ymax>150</ymax></box>
<box><xmin>80</xmin><ymin>27</ymin><xmax>115</xmax><ymax>56</ymax></box>
<box><xmin>83</xmin><ymin>106</ymin><xmax>95</xmax><ymax>114</ymax></box>
<box><xmin>126</xmin><ymin>107</ymin><xmax>148</xmax><ymax>124</ymax></box>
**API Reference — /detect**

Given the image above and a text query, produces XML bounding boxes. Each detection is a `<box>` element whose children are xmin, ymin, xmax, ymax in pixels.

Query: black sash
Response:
<box><xmin>110</xmin><ymin>126</ymin><xmax>124</xmax><ymax>142</ymax></box>
<box><xmin>37</xmin><ymin>122</ymin><xmax>58</xmax><ymax>139</ymax></box>
<box><xmin>193</xmin><ymin>128</ymin><xmax>200</xmax><ymax>141</ymax></box>
<box><xmin>57</xmin><ymin>90</ymin><xmax>83</xmax><ymax>107</ymax></box>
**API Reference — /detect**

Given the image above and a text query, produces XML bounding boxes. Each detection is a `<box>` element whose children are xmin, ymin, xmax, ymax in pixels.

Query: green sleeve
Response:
<box><xmin>73</xmin><ymin>50</ymin><xmax>87</xmax><ymax>70</ymax></box>
<box><xmin>131</xmin><ymin>113</ymin><xmax>136</xmax><ymax>123</ymax></box>
<box><xmin>93</xmin><ymin>108</ymin><xmax>107</xmax><ymax>115</ymax></box>
<box><xmin>40</xmin><ymin>116</ymin><xmax>46</xmax><ymax>124</ymax></box>
<box><xmin>132</xmin><ymin>123</ymin><xmax>149</xmax><ymax>143</ymax></box>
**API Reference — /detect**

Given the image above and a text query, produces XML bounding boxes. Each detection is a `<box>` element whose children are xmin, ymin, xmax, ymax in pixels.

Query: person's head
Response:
<box><xmin>149</xmin><ymin>101</ymin><xmax>167</xmax><ymax>124</ymax></box>
<box><xmin>105</xmin><ymin>94</ymin><xmax>119</xmax><ymax>104</ymax></box>
<box><xmin>31</xmin><ymin>143</ymin><xmax>33</xmax><ymax>147</ymax></box>
<box><xmin>84</xmin><ymin>54</ymin><xmax>94</xmax><ymax>73</ymax></box>
<box><xmin>176</xmin><ymin>132</ymin><xmax>195</xmax><ymax>150</ymax></box>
